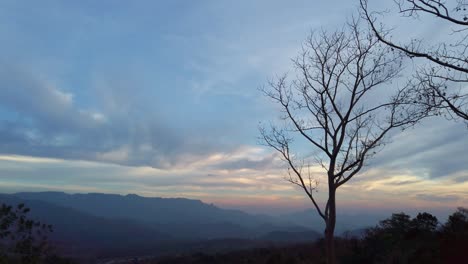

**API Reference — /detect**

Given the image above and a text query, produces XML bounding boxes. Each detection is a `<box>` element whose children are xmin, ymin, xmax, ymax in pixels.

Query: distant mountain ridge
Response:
<box><xmin>0</xmin><ymin>194</ymin><xmax>172</xmax><ymax>257</ymax></box>
<box><xmin>281</xmin><ymin>208</ymin><xmax>386</xmax><ymax>234</ymax></box>
<box><xmin>10</xmin><ymin>191</ymin><xmax>312</xmax><ymax>239</ymax></box>
<box><xmin>259</xmin><ymin>230</ymin><xmax>322</xmax><ymax>242</ymax></box>
<box><xmin>13</xmin><ymin>192</ymin><xmax>267</xmax><ymax>227</ymax></box>
<box><xmin>3</xmin><ymin>192</ymin><xmax>401</xmax><ymax>259</ymax></box>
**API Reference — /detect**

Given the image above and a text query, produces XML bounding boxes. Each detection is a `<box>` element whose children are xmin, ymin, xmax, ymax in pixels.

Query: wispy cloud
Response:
<box><xmin>0</xmin><ymin>0</ymin><xmax>466</xmax><ymax>214</ymax></box>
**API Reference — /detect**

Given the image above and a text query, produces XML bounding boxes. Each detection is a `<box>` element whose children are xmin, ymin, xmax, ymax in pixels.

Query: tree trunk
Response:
<box><xmin>325</xmin><ymin>189</ymin><xmax>337</xmax><ymax>264</ymax></box>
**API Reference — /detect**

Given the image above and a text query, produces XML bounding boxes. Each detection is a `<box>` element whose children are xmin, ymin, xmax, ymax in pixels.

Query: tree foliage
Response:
<box><xmin>0</xmin><ymin>203</ymin><xmax>52</xmax><ymax>264</ymax></box>
<box><xmin>0</xmin><ymin>202</ymin><xmax>77</xmax><ymax>264</ymax></box>
<box><xmin>146</xmin><ymin>208</ymin><xmax>468</xmax><ymax>264</ymax></box>
<box><xmin>350</xmin><ymin>208</ymin><xmax>468</xmax><ymax>263</ymax></box>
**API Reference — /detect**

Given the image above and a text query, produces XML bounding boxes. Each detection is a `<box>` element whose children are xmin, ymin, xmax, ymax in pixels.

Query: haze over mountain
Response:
<box><xmin>10</xmin><ymin>192</ymin><xmax>310</xmax><ymax>238</ymax></box>
<box><xmin>4</xmin><ymin>191</ymin><xmax>421</xmax><ymax>236</ymax></box>
<box><xmin>0</xmin><ymin>194</ymin><xmax>174</xmax><ymax>255</ymax></box>
<box><xmin>1</xmin><ymin>192</ymin><xmax>328</xmax><ymax>257</ymax></box>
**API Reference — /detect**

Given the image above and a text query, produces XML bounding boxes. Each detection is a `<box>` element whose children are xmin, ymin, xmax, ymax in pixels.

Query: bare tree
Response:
<box><xmin>259</xmin><ymin>20</ymin><xmax>425</xmax><ymax>264</ymax></box>
<box><xmin>360</xmin><ymin>0</ymin><xmax>468</xmax><ymax>121</ymax></box>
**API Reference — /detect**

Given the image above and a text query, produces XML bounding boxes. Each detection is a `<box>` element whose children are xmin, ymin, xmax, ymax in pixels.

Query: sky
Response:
<box><xmin>0</xmin><ymin>0</ymin><xmax>466</xmax><ymax>215</ymax></box>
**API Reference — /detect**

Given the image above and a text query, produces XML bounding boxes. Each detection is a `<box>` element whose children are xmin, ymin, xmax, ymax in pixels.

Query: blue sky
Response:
<box><xmin>0</xmin><ymin>0</ymin><xmax>467</xmax><ymax>214</ymax></box>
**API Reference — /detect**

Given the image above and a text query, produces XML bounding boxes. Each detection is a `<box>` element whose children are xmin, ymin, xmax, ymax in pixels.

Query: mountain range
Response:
<box><xmin>0</xmin><ymin>192</ymin><xmax>324</xmax><ymax>258</ymax></box>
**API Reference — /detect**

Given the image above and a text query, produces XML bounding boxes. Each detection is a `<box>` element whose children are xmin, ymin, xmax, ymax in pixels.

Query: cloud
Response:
<box><xmin>0</xmin><ymin>0</ymin><xmax>466</xmax><ymax>215</ymax></box>
<box><xmin>0</xmin><ymin>153</ymin><xmax>293</xmax><ymax>200</ymax></box>
<box><xmin>0</xmin><ymin>63</ymin><xmax>250</xmax><ymax>169</ymax></box>
<box><xmin>1</xmin><ymin>150</ymin><xmax>466</xmax><ymax>214</ymax></box>
<box><xmin>0</xmin><ymin>64</ymin><xmax>101</xmax><ymax>130</ymax></box>
<box><xmin>212</xmin><ymin>154</ymin><xmax>279</xmax><ymax>171</ymax></box>
<box><xmin>368</xmin><ymin>118</ymin><xmax>468</xmax><ymax>179</ymax></box>
<box><xmin>415</xmin><ymin>194</ymin><xmax>460</xmax><ymax>203</ymax></box>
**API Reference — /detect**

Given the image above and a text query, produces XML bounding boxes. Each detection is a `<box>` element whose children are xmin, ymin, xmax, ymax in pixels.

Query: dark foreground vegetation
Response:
<box><xmin>2</xmin><ymin>201</ymin><xmax>467</xmax><ymax>264</ymax></box>
<box><xmin>0</xmin><ymin>203</ymin><xmax>76</xmax><ymax>264</ymax></box>
<box><xmin>141</xmin><ymin>208</ymin><xmax>468</xmax><ymax>264</ymax></box>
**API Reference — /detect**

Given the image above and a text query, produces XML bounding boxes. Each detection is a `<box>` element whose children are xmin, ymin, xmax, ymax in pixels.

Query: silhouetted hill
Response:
<box><xmin>259</xmin><ymin>230</ymin><xmax>321</xmax><ymax>242</ymax></box>
<box><xmin>1</xmin><ymin>192</ymin><xmax>328</xmax><ymax>260</ymax></box>
<box><xmin>0</xmin><ymin>194</ymin><xmax>171</xmax><ymax>257</ymax></box>
<box><xmin>281</xmin><ymin>209</ymin><xmax>385</xmax><ymax>234</ymax></box>
<box><xmin>14</xmin><ymin>192</ymin><xmax>253</xmax><ymax>225</ymax></box>
<box><xmin>8</xmin><ymin>192</ymin><xmax>316</xmax><ymax>240</ymax></box>
<box><xmin>341</xmin><ymin>228</ymin><xmax>368</xmax><ymax>238</ymax></box>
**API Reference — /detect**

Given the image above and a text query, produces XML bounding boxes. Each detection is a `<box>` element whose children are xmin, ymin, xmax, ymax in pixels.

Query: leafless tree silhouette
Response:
<box><xmin>259</xmin><ymin>19</ymin><xmax>426</xmax><ymax>264</ymax></box>
<box><xmin>361</xmin><ymin>0</ymin><xmax>468</xmax><ymax>121</ymax></box>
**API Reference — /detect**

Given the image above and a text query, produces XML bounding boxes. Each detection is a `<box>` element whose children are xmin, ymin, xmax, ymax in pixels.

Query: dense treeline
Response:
<box><xmin>343</xmin><ymin>208</ymin><xmax>468</xmax><ymax>263</ymax></box>
<box><xmin>151</xmin><ymin>208</ymin><xmax>468</xmax><ymax>264</ymax></box>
